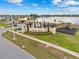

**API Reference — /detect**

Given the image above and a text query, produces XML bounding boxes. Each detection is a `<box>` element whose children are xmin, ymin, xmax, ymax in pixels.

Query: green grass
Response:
<box><xmin>0</xmin><ymin>23</ymin><xmax>10</xmax><ymax>28</ymax></box>
<box><xmin>25</xmin><ymin>31</ymin><xmax>52</xmax><ymax>35</ymax></box>
<box><xmin>3</xmin><ymin>31</ymin><xmax>59</xmax><ymax>59</ymax></box>
<box><xmin>3</xmin><ymin>31</ymin><xmax>79</xmax><ymax>59</ymax></box>
<box><xmin>23</xmin><ymin>30</ymin><xmax>79</xmax><ymax>53</ymax></box>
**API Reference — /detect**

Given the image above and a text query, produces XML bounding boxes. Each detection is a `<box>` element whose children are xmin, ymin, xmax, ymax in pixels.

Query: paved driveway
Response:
<box><xmin>0</xmin><ymin>28</ymin><xmax>35</xmax><ymax>59</ymax></box>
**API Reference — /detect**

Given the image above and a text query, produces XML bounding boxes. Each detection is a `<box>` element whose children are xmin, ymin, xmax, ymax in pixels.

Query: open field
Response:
<box><xmin>3</xmin><ymin>31</ymin><xmax>79</xmax><ymax>59</ymax></box>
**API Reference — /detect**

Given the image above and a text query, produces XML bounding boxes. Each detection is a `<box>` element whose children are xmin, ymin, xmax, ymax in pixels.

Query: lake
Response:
<box><xmin>35</xmin><ymin>17</ymin><xmax>79</xmax><ymax>24</ymax></box>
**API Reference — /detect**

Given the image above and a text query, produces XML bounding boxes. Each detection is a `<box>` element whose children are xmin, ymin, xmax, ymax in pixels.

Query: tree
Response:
<box><xmin>28</xmin><ymin>14</ymin><xmax>39</xmax><ymax>28</ymax></box>
<box><xmin>43</xmin><ymin>21</ymin><xmax>46</xmax><ymax>28</ymax></box>
<box><xmin>27</xmin><ymin>17</ymin><xmax>32</xmax><ymax>27</ymax></box>
<box><xmin>47</xmin><ymin>22</ymin><xmax>50</xmax><ymax>32</ymax></box>
<box><xmin>29</xmin><ymin>14</ymin><xmax>39</xmax><ymax>20</ymax></box>
<box><xmin>27</xmin><ymin>24</ymin><xmax>29</xmax><ymax>31</ymax></box>
<box><xmin>40</xmin><ymin>22</ymin><xmax>42</xmax><ymax>28</ymax></box>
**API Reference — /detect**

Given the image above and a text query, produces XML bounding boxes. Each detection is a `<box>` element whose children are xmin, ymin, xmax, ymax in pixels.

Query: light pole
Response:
<box><xmin>11</xmin><ymin>17</ymin><xmax>16</xmax><ymax>40</ymax></box>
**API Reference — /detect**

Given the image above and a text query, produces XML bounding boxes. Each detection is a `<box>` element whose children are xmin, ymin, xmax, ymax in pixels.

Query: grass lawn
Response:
<box><xmin>23</xmin><ymin>30</ymin><xmax>79</xmax><ymax>53</ymax></box>
<box><xmin>3</xmin><ymin>31</ymin><xmax>79</xmax><ymax>59</ymax></box>
<box><xmin>3</xmin><ymin>31</ymin><xmax>60</xmax><ymax>59</ymax></box>
<box><xmin>0</xmin><ymin>23</ymin><xmax>10</xmax><ymax>28</ymax></box>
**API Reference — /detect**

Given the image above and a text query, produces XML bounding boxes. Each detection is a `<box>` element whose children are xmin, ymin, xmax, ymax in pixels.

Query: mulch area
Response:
<box><xmin>56</xmin><ymin>28</ymin><xmax>78</xmax><ymax>35</ymax></box>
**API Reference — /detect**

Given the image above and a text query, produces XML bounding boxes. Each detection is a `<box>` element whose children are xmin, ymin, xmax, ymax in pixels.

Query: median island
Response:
<box><xmin>2</xmin><ymin>31</ymin><xmax>79</xmax><ymax>59</ymax></box>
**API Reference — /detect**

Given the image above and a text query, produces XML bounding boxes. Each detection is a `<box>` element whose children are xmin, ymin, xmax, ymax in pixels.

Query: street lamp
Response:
<box><xmin>12</xmin><ymin>17</ymin><xmax>16</xmax><ymax>40</ymax></box>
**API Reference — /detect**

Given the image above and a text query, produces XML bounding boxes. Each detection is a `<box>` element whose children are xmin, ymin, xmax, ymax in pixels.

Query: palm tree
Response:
<box><xmin>27</xmin><ymin>23</ymin><xmax>29</xmax><ymax>31</ymax></box>
<box><xmin>29</xmin><ymin>14</ymin><xmax>39</xmax><ymax>28</ymax></box>
<box><xmin>26</xmin><ymin>17</ymin><xmax>30</xmax><ymax>31</ymax></box>
<box><xmin>47</xmin><ymin>22</ymin><xmax>50</xmax><ymax>32</ymax></box>
<box><xmin>43</xmin><ymin>21</ymin><xmax>46</xmax><ymax>28</ymax></box>
<box><xmin>40</xmin><ymin>22</ymin><xmax>42</xmax><ymax>28</ymax></box>
<box><xmin>27</xmin><ymin>17</ymin><xmax>32</xmax><ymax>27</ymax></box>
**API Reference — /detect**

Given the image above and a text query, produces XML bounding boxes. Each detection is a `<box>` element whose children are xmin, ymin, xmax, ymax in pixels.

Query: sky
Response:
<box><xmin>0</xmin><ymin>0</ymin><xmax>79</xmax><ymax>15</ymax></box>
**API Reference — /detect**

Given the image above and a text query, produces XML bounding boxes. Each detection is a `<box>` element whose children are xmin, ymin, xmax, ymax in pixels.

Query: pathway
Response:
<box><xmin>9</xmin><ymin>30</ymin><xmax>79</xmax><ymax>58</ymax></box>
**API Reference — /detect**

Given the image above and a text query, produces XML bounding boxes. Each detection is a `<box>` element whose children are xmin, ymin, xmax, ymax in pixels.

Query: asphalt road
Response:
<box><xmin>0</xmin><ymin>28</ymin><xmax>35</xmax><ymax>59</ymax></box>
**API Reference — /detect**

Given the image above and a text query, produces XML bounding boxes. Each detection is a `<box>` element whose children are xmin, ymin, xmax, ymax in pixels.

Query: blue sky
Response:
<box><xmin>0</xmin><ymin>0</ymin><xmax>79</xmax><ymax>15</ymax></box>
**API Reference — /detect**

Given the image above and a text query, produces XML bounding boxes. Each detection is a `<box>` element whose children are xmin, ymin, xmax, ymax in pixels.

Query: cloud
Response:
<box><xmin>55</xmin><ymin>7</ymin><xmax>79</xmax><ymax>12</ymax></box>
<box><xmin>7</xmin><ymin>0</ymin><xmax>23</xmax><ymax>4</ymax></box>
<box><xmin>16</xmin><ymin>3</ymin><xmax>23</xmax><ymax>6</ymax></box>
<box><xmin>7</xmin><ymin>0</ymin><xmax>23</xmax><ymax>6</ymax></box>
<box><xmin>46</xmin><ymin>8</ymin><xmax>50</xmax><ymax>10</ymax></box>
<box><xmin>32</xmin><ymin>3</ymin><xmax>38</xmax><ymax>7</ymax></box>
<box><xmin>52</xmin><ymin>0</ymin><xmax>79</xmax><ymax>7</ymax></box>
<box><xmin>66</xmin><ymin>7</ymin><xmax>79</xmax><ymax>11</ymax></box>
<box><xmin>64</xmin><ymin>0</ymin><xmax>79</xmax><ymax>5</ymax></box>
<box><xmin>52</xmin><ymin>0</ymin><xmax>62</xmax><ymax>5</ymax></box>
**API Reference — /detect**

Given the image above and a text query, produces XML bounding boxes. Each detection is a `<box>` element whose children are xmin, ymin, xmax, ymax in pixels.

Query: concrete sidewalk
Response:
<box><xmin>0</xmin><ymin>28</ymin><xmax>35</xmax><ymax>59</ymax></box>
<box><xmin>10</xmin><ymin>30</ymin><xmax>79</xmax><ymax>58</ymax></box>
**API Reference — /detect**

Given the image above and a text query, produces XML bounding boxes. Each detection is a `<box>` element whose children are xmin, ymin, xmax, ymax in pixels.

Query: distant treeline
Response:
<box><xmin>0</xmin><ymin>14</ymin><xmax>79</xmax><ymax>18</ymax></box>
<box><xmin>40</xmin><ymin>15</ymin><xmax>79</xmax><ymax>17</ymax></box>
